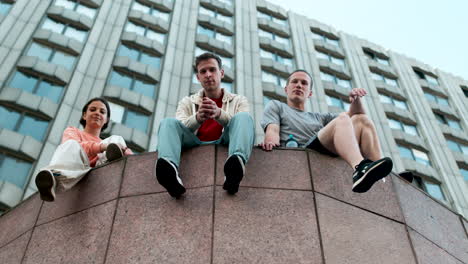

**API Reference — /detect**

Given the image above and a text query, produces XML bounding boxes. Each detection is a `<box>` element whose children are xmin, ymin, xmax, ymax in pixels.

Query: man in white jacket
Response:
<box><xmin>156</xmin><ymin>52</ymin><xmax>255</xmax><ymax>198</ymax></box>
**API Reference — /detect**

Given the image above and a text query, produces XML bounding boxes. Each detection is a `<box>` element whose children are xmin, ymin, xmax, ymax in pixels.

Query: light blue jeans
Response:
<box><xmin>157</xmin><ymin>112</ymin><xmax>255</xmax><ymax>167</ymax></box>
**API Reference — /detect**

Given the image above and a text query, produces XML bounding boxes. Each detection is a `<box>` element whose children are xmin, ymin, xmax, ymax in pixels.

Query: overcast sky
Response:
<box><xmin>268</xmin><ymin>0</ymin><xmax>468</xmax><ymax>80</ymax></box>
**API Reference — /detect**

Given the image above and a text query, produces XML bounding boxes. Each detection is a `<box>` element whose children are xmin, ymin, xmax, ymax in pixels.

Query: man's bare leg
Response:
<box><xmin>318</xmin><ymin>113</ymin><xmax>364</xmax><ymax>168</ymax></box>
<box><xmin>351</xmin><ymin>114</ymin><xmax>382</xmax><ymax>161</ymax></box>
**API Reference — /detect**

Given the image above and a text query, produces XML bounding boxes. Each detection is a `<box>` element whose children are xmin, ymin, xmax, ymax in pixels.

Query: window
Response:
<box><xmin>433</xmin><ymin>112</ymin><xmax>462</xmax><ymax>130</ymax></box>
<box><xmin>117</xmin><ymin>44</ymin><xmax>161</xmax><ymax>68</ymax></box>
<box><xmin>379</xmin><ymin>93</ymin><xmax>408</xmax><ymax>110</ymax></box>
<box><xmin>27</xmin><ymin>42</ymin><xmax>76</xmax><ymax>70</ymax></box>
<box><xmin>414</xmin><ymin>69</ymin><xmax>439</xmax><ymax>86</ymax></box>
<box><xmin>109</xmin><ymin>70</ymin><xmax>157</xmax><ymax>98</ymax></box>
<box><xmin>424</xmin><ymin>92</ymin><xmax>449</xmax><ymax>106</ymax></box>
<box><xmin>259</xmin><ymin>28</ymin><xmax>290</xmax><ymax>46</ymax></box>
<box><xmin>54</xmin><ymin>0</ymin><xmax>96</xmax><ymax>18</ymax></box>
<box><xmin>263</xmin><ymin>95</ymin><xmax>273</xmax><ymax>106</ymax></box>
<box><xmin>363</xmin><ymin>49</ymin><xmax>390</xmax><ymax>66</ymax></box>
<box><xmin>461</xmin><ymin>86</ymin><xmax>468</xmax><ymax>97</ymax></box>
<box><xmin>125</xmin><ymin>21</ymin><xmax>166</xmax><ymax>43</ymax></box>
<box><xmin>132</xmin><ymin>1</ymin><xmax>170</xmax><ymax>21</ymax></box>
<box><xmin>0</xmin><ymin>105</ymin><xmax>49</xmax><ymax>141</ymax></box>
<box><xmin>371</xmin><ymin>72</ymin><xmax>398</xmax><ymax>87</ymax></box>
<box><xmin>316</xmin><ymin>50</ymin><xmax>345</xmax><ymax>67</ymax></box>
<box><xmin>398</xmin><ymin>145</ymin><xmax>431</xmax><ymax>166</ymax></box>
<box><xmin>388</xmin><ymin>118</ymin><xmax>418</xmax><ymax>136</ymax></box>
<box><xmin>195</xmin><ymin>47</ymin><xmax>233</xmax><ymax>69</ymax></box>
<box><xmin>326</xmin><ymin>94</ymin><xmax>349</xmax><ymax>111</ymax></box>
<box><xmin>414</xmin><ymin>176</ymin><xmax>445</xmax><ymax>201</ymax></box>
<box><xmin>320</xmin><ymin>71</ymin><xmax>351</xmax><ymax>89</ymax></box>
<box><xmin>261</xmin><ymin>70</ymin><xmax>286</xmax><ymax>87</ymax></box>
<box><xmin>108</xmin><ymin>102</ymin><xmax>150</xmax><ymax>133</ymax></box>
<box><xmin>0</xmin><ymin>153</ymin><xmax>32</xmax><ymax>189</ymax></box>
<box><xmin>460</xmin><ymin>168</ymin><xmax>468</xmax><ymax>181</ymax></box>
<box><xmin>446</xmin><ymin>139</ymin><xmax>468</xmax><ymax>155</ymax></box>
<box><xmin>8</xmin><ymin>71</ymin><xmax>64</xmax><ymax>103</ymax></box>
<box><xmin>260</xmin><ymin>48</ymin><xmax>293</xmax><ymax>67</ymax></box>
<box><xmin>197</xmin><ymin>25</ymin><xmax>232</xmax><ymax>45</ymax></box>
<box><xmin>41</xmin><ymin>17</ymin><xmax>87</xmax><ymax>42</ymax></box>
<box><xmin>257</xmin><ymin>10</ymin><xmax>287</xmax><ymax>26</ymax></box>
<box><xmin>311</xmin><ymin>30</ymin><xmax>339</xmax><ymax>47</ymax></box>
<box><xmin>0</xmin><ymin>1</ymin><xmax>13</xmax><ymax>15</ymax></box>
<box><xmin>199</xmin><ymin>5</ymin><xmax>232</xmax><ymax>24</ymax></box>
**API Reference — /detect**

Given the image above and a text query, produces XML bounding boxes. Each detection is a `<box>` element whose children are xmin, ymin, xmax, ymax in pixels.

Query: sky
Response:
<box><xmin>268</xmin><ymin>0</ymin><xmax>468</xmax><ymax>80</ymax></box>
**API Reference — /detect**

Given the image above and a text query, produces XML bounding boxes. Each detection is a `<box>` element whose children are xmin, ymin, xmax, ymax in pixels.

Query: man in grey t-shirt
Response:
<box><xmin>259</xmin><ymin>70</ymin><xmax>393</xmax><ymax>193</ymax></box>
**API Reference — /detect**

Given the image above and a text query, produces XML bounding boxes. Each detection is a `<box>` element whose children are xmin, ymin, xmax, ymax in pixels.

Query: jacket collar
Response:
<box><xmin>190</xmin><ymin>88</ymin><xmax>235</xmax><ymax>104</ymax></box>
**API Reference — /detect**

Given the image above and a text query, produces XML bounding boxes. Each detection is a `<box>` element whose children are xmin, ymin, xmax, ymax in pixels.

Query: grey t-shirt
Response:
<box><xmin>261</xmin><ymin>100</ymin><xmax>339</xmax><ymax>147</ymax></box>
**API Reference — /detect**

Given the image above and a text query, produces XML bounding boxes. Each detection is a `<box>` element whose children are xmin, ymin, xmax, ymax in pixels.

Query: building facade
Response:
<box><xmin>0</xmin><ymin>0</ymin><xmax>467</xmax><ymax>216</ymax></box>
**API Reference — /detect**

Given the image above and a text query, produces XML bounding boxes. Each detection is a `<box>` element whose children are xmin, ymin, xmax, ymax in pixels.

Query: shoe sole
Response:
<box><xmin>352</xmin><ymin>158</ymin><xmax>393</xmax><ymax>193</ymax></box>
<box><xmin>106</xmin><ymin>143</ymin><xmax>123</xmax><ymax>162</ymax></box>
<box><xmin>156</xmin><ymin>159</ymin><xmax>185</xmax><ymax>198</ymax></box>
<box><xmin>223</xmin><ymin>156</ymin><xmax>244</xmax><ymax>194</ymax></box>
<box><xmin>35</xmin><ymin>171</ymin><xmax>56</xmax><ymax>202</ymax></box>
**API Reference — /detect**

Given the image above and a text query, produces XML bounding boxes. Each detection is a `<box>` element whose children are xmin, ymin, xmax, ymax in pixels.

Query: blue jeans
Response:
<box><xmin>157</xmin><ymin>112</ymin><xmax>255</xmax><ymax>167</ymax></box>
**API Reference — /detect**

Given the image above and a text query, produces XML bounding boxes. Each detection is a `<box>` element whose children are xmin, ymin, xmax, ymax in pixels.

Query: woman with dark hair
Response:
<box><xmin>35</xmin><ymin>97</ymin><xmax>132</xmax><ymax>202</ymax></box>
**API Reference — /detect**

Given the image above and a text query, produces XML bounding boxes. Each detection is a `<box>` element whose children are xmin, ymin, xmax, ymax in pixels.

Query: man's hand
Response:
<box><xmin>196</xmin><ymin>97</ymin><xmax>221</xmax><ymax>123</ymax></box>
<box><xmin>258</xmin><ymin>124</ymin><xmax>280</xmax><ymax>151</ymax></box>
<box><xmin>258</xmin><ymin>141</ymin><xmax>280</xmax><ymax>151</ymax></box>
<box><xmin>349</xmin><ymin>88</ymin><xmax>367</xmax><ymax>103</ymax></box>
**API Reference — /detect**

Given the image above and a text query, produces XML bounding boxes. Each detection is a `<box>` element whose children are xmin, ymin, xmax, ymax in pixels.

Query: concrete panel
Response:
<box><xmin>213</xmin><ymin>187</ymin><xmax>321</xmax><ymax>264</ymax></box>
<box><xmin>0</xmin><ymin>195</ymin><xmax>42</xmax><ymax>248</ymax></box>
<box><xmin>216</xmin><ymin>146</ymin><xmax>312</xmax><ymax>190</ymax></box>
<box><xmin>121</xmin><ymin>145</ymin><xmax>216</xmax><ymax>197</ymax></box>
<box><xmin>394</xmin><ymin>176</ymin><xmax>468</xmax><ymax>262</ymax></box>
<box><xmin>37</xmin><ymin>160</ymin><xmax>125</xmax><ymax>225</ymax></box>
<box><xmin>309</xmin><ymin>151</ymin><xmax>404</xmax><ymax>222</ymax></box>
<box><xmin>105</xmin><ymin>188</ymin><xmax>213</xmax><ymax>264</ymax></box>
<box><xmin>316</xmin><ymin>193</ymin><xmax>417</xmax><ymax>264</ymax></box>
<box><xmin>409</xmin><ymin>228</ymin><xmax>464</xmax><ymax>264</ymax></box>
<box><xmin>0</xmin><ymin>230</ymin><xmax>31</xmax><ymax>264</ymax></box>
<box><xmin>23</xmin><ymin>200</ymin><xmax>116</xmax><ymax>264</ymax></box>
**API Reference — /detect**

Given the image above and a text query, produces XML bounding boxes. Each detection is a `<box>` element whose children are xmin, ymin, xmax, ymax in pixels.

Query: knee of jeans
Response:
<box><xmin>232</xmin><ymin>112</ymin><xmax>253</xmax><ymax>122</ymax></box>
<box><xmin>161</xmin><ymin>117</ymin><xmax>180</xmax><ymax>128</ymax></box>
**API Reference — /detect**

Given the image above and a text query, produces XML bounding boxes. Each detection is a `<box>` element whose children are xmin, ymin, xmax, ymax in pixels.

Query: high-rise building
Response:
<box><xmin>0</xmin><ymin>0</ymin><xmax>466</xmax><ymax>217</ymax></box>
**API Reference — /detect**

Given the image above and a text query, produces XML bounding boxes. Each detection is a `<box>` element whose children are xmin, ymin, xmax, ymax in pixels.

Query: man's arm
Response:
<box><xmin>175</xmin><ymin>97</ymin><xmax>201</xmax><ymax>132</ymax></box>
<box><xmin>347</xmin><ymin>88</ymin><xmax>367</xmax><ymax>117</ymax></box>
<box><xmin>259</xmin><ymin>124</ymin><xmax>280</xmax><ymax>151</ymax></box>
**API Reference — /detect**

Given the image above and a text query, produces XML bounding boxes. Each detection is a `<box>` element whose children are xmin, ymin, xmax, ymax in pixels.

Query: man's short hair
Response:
<box><xmin>194</xmin><ymin>52</ymin><xmax>222</xmax><ymax>72</ymax></box>
<box><xmin>287</xmin><ymin>69</ymin><xmax>313</xmax><ymax>87</ymax></box>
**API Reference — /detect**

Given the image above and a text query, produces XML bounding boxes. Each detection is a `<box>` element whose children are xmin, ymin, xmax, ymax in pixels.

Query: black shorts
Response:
<box><xmin>306</xmin><ymin>136</ymin><xmax>339</xmax><ymax>157</ymax></box>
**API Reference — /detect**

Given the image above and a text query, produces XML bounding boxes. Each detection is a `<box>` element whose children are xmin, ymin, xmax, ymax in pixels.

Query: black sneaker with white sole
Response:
<box><xmin>35</xmin><ymin>170</ymin><xmax>57</xmax><ymax>202</ymax></box>
<box><xmin>223</xmin><ymin>155</ymin><xmax>245</xmax><ymax>194</ymax></box>
<box><xmin>352</xmin><ymin>157</ymin><xmax>393</xmax><ymax>193</ymax></box>
<box><xmin>106</xmin><ymin>143</ymin><xmax>124</xmax><ymax>162</ymax></box>
<box><xmin>156</xmin><ymin>158</ymin><xmax>185</xmax><ymax>198</ymax></box>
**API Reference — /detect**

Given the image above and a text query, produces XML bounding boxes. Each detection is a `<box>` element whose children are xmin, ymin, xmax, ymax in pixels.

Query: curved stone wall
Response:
<box><xmin>0</xmin><ymin>146</ymin><xmax>467</xmax><ymax>263</ymax></box>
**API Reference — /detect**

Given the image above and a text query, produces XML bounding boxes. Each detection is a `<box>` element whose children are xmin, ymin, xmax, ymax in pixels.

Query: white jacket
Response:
<box><xmin>175</xmin><ymin>88</ymin><xmax>250</xmax><ymax>133</ymax></box>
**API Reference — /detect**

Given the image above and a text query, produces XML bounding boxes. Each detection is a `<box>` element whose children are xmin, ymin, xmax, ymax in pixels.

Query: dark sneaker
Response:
<box><xmin>35</xmin><ymin>170</ymin><xmax>57</xmax><ymax>202</ymax></box>
<box><xmin>223</xmin><ymin>155</ymin><xmax>245</xmax><ymax>194</ymax></box>
<box><xmin>156</xmin><ymin>158</ymin><xmax>185</xmax><ymax>198</ymax></box>
<box><xmin>399</xmin><ymin>171</ymin><xmax>414</xmax><ymax>183</ymax></box>
<box><xmin>106</xmin><ymin>143</ymin><xmax>124</xmax><ymax>162</ymax></box>
<box><xmin>352</xmin><ymin>157</ymin><xmax>393</xmax><ymax>193</ymax></box>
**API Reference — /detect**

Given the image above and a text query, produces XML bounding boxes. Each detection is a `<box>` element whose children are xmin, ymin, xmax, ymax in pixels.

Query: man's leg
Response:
<box><xmin>156</xmin><ymin>118</ymin><xmax>201</xmax><ymax>197</ymax></box>
<box><xmin>317</xmin><ymin>113</ymin><xmax>364</xmax><ymax>168</ymax></box>
<box><xmin>350</xmin><ymin>114</ymin><xmax>382</xmax><ymax>161</ymax></box>
<box><xmin>220</xmin><ymin>112</ymin><xmax>255</xmax><ymax>194</ymax></box>
<box><xmin>318</xmin><ymin>113</ymin><xmax>392</xmax><ymax>193</ymax></box>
